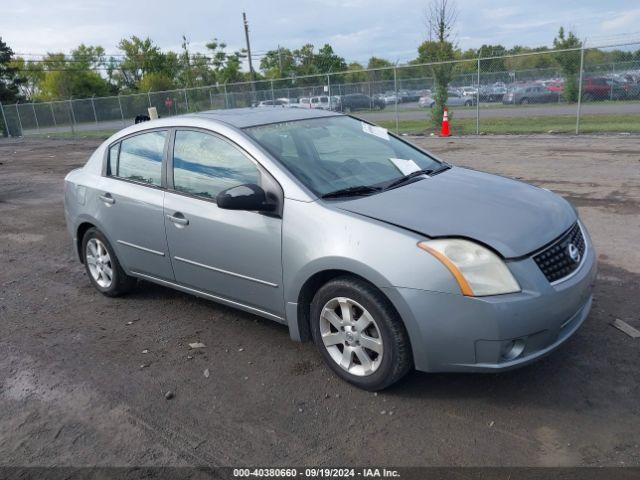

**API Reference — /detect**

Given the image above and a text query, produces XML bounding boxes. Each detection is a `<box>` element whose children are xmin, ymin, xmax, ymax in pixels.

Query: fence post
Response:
<box><xmin>68</xmin><ymin>99</ymin><xmax>76</xmax><ymax>136</ymax></box>
<box><xmin>147</xmin><ymin>90</ymin><xmax>152</xmax><ymax>108</ymax></box>
<box><xmin>575</xmin><ymin>46</ymin><xmax>585</xmax><ymax>135</ymax></box>
<box><xmin>32</xmin><ymin>103</ymin><xmax>40</xmax><ymax>133</ymax></box>
<box><xmin>223</xmin><ymin>84</ymin><xmax>229</xmax><ymax>109</ymax></box>
<box><xmin>0</xmin><ymin>102</ymin><xmax>9</xmax><ymax>137</ymax></box>
<box><xmin>271</xmin><ymin>80</ymin><xmax>276</xmax><ymax>104</ymax></box>
<box><xmin>393</xmin><ymin>65</ymin><xmax>399</xmax><ymax>134</ymax></box>
<box><xmin>117</xmin><ymin>95</ymin><xmax>125</xmax><ymax>127</ymax></box>
<box><xmin>209</xmin><ymin>89</ymin><xmax>214</xmax><ymax>108</ymax></box>
<box><xmin>326</xmin><ymin>75</ymin><xmax>331</xmax><ymax>110</ymax></box>
<box><xmin>50</xmin><ymin>103</ymin><xmax>57</xmax><ymax>130</ymax></box>
<box><xmin>91</xmin><ymin>95</ymin><xmax>98</xmax><ymax>124</ymax></box>
<box><xmin>183</xmin><ymin>89</ymin><xmax>189</xmax><ymax>112</ymax></box>
<box><xmin>476</xmin><ymin>57</ymin><xmax>480</xmax><ymax>135</ymax></box>
<box><xmin>15</xmin><ymin>102</ymin><xmax>24</xmax><ymax>136</ymax></box>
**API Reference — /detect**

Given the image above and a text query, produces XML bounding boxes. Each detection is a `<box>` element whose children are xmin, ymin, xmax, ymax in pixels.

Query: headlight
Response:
<box><xmin>418</xmin><ymin>239</ymin><xmax>520</xmax><ymax>296</ymax></box>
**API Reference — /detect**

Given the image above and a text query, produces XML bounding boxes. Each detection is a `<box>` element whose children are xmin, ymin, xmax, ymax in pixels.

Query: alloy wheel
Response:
<box><xmin>319</xmin><ymin>297</ymin><xmax>383</xmax><ymax>376</ymax></box>
<box><xmin>86</xmin><ymin>238</ymin><xmax>113</xmax><ymax>288</ymax></box>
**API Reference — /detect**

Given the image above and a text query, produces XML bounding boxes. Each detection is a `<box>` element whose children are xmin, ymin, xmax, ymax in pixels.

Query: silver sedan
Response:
<box><xmin>64</xmin><ymin>108</ymin><xmax>596</xmax><ymax>390</ymax></box>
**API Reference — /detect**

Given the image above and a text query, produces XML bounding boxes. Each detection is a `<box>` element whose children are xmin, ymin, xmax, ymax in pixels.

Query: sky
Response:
<box><xmin>2</xmin><ymin>0</ymin><xmax>640</xmax><ymax>66</ymax></box>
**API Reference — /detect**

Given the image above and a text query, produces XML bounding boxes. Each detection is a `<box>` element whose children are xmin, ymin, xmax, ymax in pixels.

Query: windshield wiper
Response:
<box><xmin>321</xmin><ymin>185</ymin><xmax>382</xmax><ymax>199</ymax></box>
<box><xmin>383</xmin><ymin>164</ymin><xmax>452</xmax><ymax>191</ymax></box>
<box><xmin>382</xmin><ymin>168</ymin><xmax>434</xmax><ymax>190</ymax></box>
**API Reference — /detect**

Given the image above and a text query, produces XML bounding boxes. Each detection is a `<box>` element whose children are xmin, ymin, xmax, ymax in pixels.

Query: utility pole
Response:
<box><xmin>243</xmin><ymin>12</ymin><xmax>257</xmax><ymax>101</ymax></box>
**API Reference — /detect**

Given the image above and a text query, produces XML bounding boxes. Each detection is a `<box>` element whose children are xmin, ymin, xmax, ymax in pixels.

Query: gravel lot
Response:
<box><xmin>0</xmin><ymin>135</ymin><xmax>639</xmax><ymax>467</ymax></box>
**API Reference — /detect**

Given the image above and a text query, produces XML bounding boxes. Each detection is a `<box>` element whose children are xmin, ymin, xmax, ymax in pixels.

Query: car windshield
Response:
<box><xmin>245</xmin><ymin>116</ymin><xmax>442</xmax><ymax>196</ymax></box>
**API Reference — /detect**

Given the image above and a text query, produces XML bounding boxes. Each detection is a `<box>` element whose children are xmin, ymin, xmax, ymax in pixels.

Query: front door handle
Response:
<box><xmin>167</xmin><ymin>213</ymin><xmax>189</xmax><ymax>226</ymax></box>
<box><xmin>99</xmin><ymin>193</ymin><xmax>115</xmax><ymax>205</ymax></box>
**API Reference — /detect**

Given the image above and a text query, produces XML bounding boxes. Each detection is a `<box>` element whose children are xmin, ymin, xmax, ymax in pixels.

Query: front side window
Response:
<box><xmin>114</xmin><ymin>130</ymin><xmax>167</xmax><ymax>186</ymax></box>
<box><xmin>246</xmin><ymin>116</ymin><xmax>441</xmax><ymax>196</ymax></box>
<box><xmin>172</xmin><ymin>130</ymin><xmax>260</xmax><ymax>200</ymax></box>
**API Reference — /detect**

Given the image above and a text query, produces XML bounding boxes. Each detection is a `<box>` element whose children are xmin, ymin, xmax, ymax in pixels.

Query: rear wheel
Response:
<box><xmin>464</xmin><ymin>100</ymin><xmax>473</xmax><ymax>106</ymax></box>
<box><xmin>82</xmin><ymin>227</ymin><xmax>135</xmax><ymax>297</ymax></box>
<box><xmin>310</xmin><ymin>276</ymin><xmax>412</xmax><ymax>390</ymax></box>
<box><xmin>520</xmin><ymin>98</ymin><xmax>529</xmax><ymax>105</ymax></box>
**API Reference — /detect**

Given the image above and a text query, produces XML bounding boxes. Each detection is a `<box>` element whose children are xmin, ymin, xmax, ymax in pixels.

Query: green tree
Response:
<box><xmin>419</xmin><ymin>0</ymin><xmax>458</xmax><ymax>128</ymax></box>
<box><xmin>9</xmin><ymin>57</ymin><xmax>43</xmax><ymax>100</ymax></box>
<box><xmin>35</xmin><ymin>46</ymin><xmax>112</xmax><ymax>100</ymax></box>
<box><xmin>259</xmin><ymin>47</ymin><xmax>295</xmax><ymax>79</ymax></box>
<box><xmin>343</xmin><ymin>62</ymin><xmax>366</xmax><ymax>83</ymax></box>
<box><xmin>116</xmin><ymin>36</ymin><xmax>179</xmax><ymax>91</ymax></box>
<box><xmin>0</xmin><ymin>37</ymin><xmax>25</xmax><ymax>136</ymax></box>
<box><xmin>0</xmin><ymin>37</ymin><xmax>23</xmax><ymax>102</ymax></box>
<box><xmin>553</xmin><ymin>27</ymin><xmax>582</xmax><ymax>102</ymax></box>
<box><xmin>205</xmin><ymin>38</ymin><xmax>247</xmax><ymax>84</ymax></box>
<box><xmin>138</xmin><ymin>72</ymin><xmax>176</xmax><ymax>92</ymax></box>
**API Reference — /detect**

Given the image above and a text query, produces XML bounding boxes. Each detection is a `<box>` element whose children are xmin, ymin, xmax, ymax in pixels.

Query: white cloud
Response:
<box><xmin>601</xmin><ymin>9</ymin><xmax>640</xmax><ymax>31</ymax></box>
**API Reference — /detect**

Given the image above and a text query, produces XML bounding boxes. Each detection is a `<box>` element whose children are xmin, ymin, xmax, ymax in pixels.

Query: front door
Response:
<box><xmin>163</xmin><ymin>129</ymin><xmax>284</xmax><ymax>318</ymax></box>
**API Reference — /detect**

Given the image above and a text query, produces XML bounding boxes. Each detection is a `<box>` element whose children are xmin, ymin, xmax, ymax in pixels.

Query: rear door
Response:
<box><xmin>97</xmin><ymin>129</ymin><xmax>175</xmax><ymax>280</ymax></box>
<box><xmin>163</xmin><ymin>129</ymin><xmax>284</xmax><ymax>318</ymax></box>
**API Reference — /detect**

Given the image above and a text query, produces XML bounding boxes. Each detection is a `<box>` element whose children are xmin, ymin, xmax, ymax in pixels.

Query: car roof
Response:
<box><xmin>189</xmin><ymin>107</ymin><xmax>341</xmax><ymax>128</ymax></box>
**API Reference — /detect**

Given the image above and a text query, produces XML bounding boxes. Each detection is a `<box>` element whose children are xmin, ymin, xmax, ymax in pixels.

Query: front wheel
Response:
<box><xmin>310</xmin><ymin>277</ymin><xmax>412</xmax><ymax>390</ymax></box>
<box><xmin>82</xmin><ymin>227</ymin><xmax>136</xmax><ymax>297</ymax></box>
<box><xmin>464</xmin><ymin>100</ymin><xmax>473</xmax><ymax>106</ymax></box>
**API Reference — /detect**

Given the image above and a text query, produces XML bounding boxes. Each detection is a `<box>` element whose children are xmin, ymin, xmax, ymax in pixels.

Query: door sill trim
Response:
<box><xmin>130</xmin><ymin>271</ymin><xmax>284</xmax><ymax>323</ymax></box>
<box><xmin>174</xmin><ymin>256</ymin><xmax>278</xmax><ymax>288</ymax></box>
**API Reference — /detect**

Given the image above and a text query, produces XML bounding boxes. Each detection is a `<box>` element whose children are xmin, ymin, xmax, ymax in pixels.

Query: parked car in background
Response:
<box><xmin>398</xmin><ymin>90</ymin><xmax>421</xmax><ymax>102</ymax></box>
<box><xmin>459</xmin><ymin>86</ymin><xmax>478</xmax><ymax>97</ymax></box>
<box><xmin>310</xmin><ymin>96</ymin><xmax>331</xmax><ymax>110</ymax></box>
<box><xmin>257</xmin><ymin>99</ymin><xmax>290</xmax><ymax>107</ymax></box>
<box><xmin>64</xmin><ymin>108</ymin><xmax>596</xmax><ymax>390</ymax></box>
<box><xmin>338</xmin><ymin>93</ymin><xmax>385</xmax><ymax>112</ymax></box>
<box><xmin>503</xmin><ymin>84</ymin><xmax>560</xmax><ymax>104</ymax></box>
<box><xmin>377</xmin><ymin>92</ymin><xmax>398</xmax><ymax>105</ymax></box>
<box><xmin>479</xmin><ymin>84</ymin><xmax>506</xmax><ymax>102</ymax></box>
<box><xmin>419</xmin><ymin>90</ymin><xmax>476</xmax><ymax>108</ymax></box>
<box><xmin>581</xmin><ymin>77</ymin><xmax>626</xmax><ymax>101</ymax></box>
<box><xmin>297</xmin><ymin>97</ymin><xmax>311</xmax><ymax>109</ymax></box>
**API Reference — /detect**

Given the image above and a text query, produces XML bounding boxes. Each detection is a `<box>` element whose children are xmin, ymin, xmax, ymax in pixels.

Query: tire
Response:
<box><xmin>310</xmin><ymin>276</ymin><xmax>412</xmax><ymax>391</ymax></box>
<box><xmin>82</xmin><ymin>227</ymin><xmax>136</xmax><ymax>297</ymax></box>
<box><xmin>464</xmin><ymin>100</ymin><xmax>472</xmax><ymax>106</ymax></box>
<box><xmin>344</xmin><ymin>106</ymin><xmax>352</xmax><ymax>113</ymax></box>
<box><xmin>583</xmin><ymin>93</ymin><xmax>594</xmax><ymax>102</ymax></box>
<box><xmin>519</xmin><ymin>98</ymin><xmax>529</xmax><ymax>105</ymax></box>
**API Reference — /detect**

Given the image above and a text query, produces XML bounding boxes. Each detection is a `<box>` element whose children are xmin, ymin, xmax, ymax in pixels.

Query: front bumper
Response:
<box><xmin>383</xmin><ymin>228</ymin><xmax>597</xmax><ymax>373</ymax></box>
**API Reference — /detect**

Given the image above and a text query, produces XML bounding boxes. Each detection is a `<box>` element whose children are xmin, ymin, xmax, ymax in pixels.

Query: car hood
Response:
<box><xmin>333</xmin><ymin>166</ymin><xmax>576</xmax><ymax>258</ymax></box>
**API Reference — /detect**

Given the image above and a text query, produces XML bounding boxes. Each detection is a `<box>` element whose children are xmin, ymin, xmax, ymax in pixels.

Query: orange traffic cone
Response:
<box><xmin>440</xmin><ymin>107</ymin><xmax>451</xmax><ymax>137</ymax></box>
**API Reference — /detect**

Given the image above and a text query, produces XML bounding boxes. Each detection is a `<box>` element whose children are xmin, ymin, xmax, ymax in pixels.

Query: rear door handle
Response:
<box><xmin>99</xmin><ymin>193</ymin><xmax>115</xmax><ymax>205</ymax></box>
<box><xmin>167</xmin><ymin>213</ymin><xmax>189</xmax><ymax>226</ymax></box>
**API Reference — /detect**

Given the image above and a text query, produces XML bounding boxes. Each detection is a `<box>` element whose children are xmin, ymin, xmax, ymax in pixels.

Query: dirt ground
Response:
<box><xmin>0</xmin><ymin>134</ymin><xmax>639</xmax><ymax>467</ymax></box>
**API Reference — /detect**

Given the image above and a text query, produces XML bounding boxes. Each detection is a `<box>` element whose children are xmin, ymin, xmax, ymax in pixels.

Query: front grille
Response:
<box><xmin>533</xmin><ymin>223</ymin><xmax>586</xmax><ymax>283</ymax></box>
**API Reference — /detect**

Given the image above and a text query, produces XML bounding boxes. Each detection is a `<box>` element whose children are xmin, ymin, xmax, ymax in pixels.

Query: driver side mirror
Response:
<box><xmin>216</xmin><ymin>184</ymin><xmax>276</xmax><ymax>212</ymax></box>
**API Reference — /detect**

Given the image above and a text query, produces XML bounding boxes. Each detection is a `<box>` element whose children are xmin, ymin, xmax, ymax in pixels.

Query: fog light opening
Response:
<box><xmin>501</xmin><ymin>339</ymin><xmax>526</xmax><ymax>361</ymax></box>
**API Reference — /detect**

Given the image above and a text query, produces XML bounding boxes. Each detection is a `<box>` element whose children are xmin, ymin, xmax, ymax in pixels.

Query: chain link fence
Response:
<box><xmin>2</xmin><ymin>41</ymin><xmax>640</xmax><ymax>138</ymax></box>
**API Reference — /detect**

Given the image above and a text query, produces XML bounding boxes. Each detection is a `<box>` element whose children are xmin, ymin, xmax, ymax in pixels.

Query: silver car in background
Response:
<box><xmin>64</xmin><ymin>108</ymin><xmax>596</xmax><ymax>390</ymax></box>
<box><xmin>419</xmin><ymin>89</ymin><xmax>476</xmax><ymax>107</ymax></box>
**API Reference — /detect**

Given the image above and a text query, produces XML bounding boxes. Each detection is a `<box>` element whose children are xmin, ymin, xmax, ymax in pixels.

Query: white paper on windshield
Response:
<box><xmin>389</xmin><ymin>158</ymin><xmax>423</xmax><ymax>176</ymax></box>
<box><xmin>361</xmin><ymin>122</ymin><xmax>389</xmax><ymax>140</ymax></box>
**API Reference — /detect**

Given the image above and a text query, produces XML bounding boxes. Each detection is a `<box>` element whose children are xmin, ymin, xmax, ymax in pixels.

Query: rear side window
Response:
<box><xmin>108</xmin><ymin>144</ymin><xmax>119</xmax><ymax>176</ymax></box>
<box><xmin>172</xmin><ymin>130</ymin><xmax>260</xmax><ymax>200</ymax></box>
<box><xmin>113</xmin><ymin>130</ymin><xmax>167</xmax><ymax>186</ymax></box>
